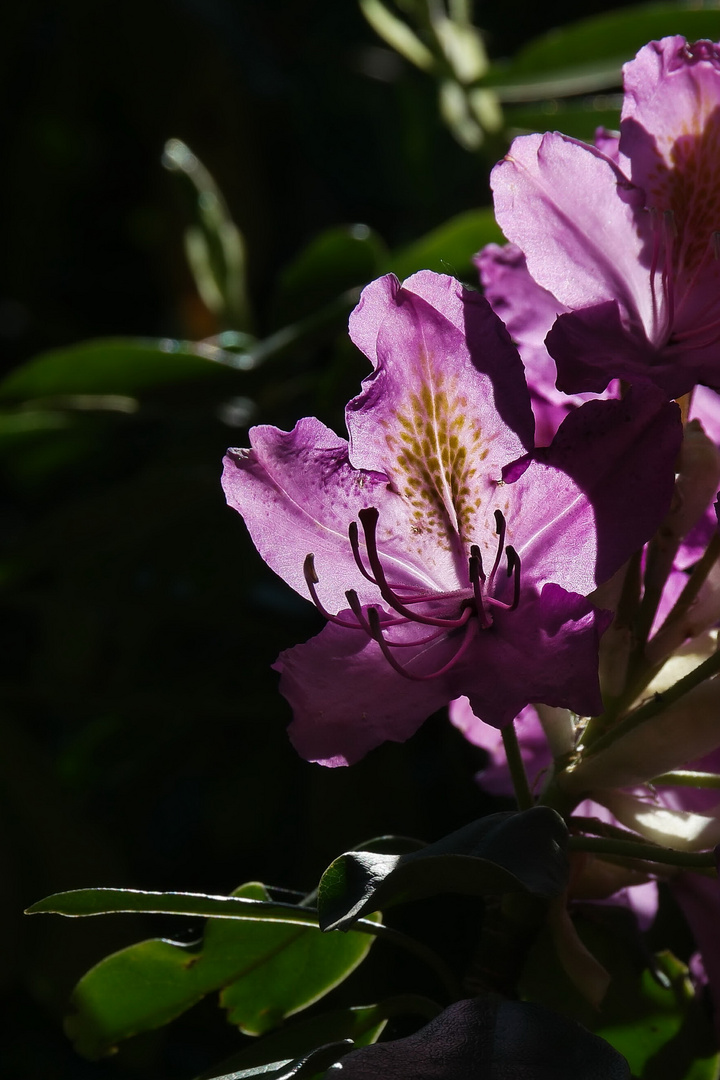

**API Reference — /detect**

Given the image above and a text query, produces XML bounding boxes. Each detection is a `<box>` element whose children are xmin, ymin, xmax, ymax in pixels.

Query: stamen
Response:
<box><xmin>303</xmin><ymin>554</ymin><xmax>368</xmax><ymax>629</ymax></box>
<box><xmin>358</xmin><ymin>507</ymin><xmax>474</xmax><ymax>628</ymax></box>
<box><xmin>469</xmin><ymin>544</ymin><xmax>492</xmax><ymax>630</ymax></box>
<box><xmin>348</xmin><ymin>520</ymin><xmax>377</xmax><ymax>585</ymax></box>
<box><xmin>488</xmin><ymin>509</ymin><xmax>507</xmax><ymax>588</ymax></box>
<box><xmin>505</xmin><ymin>546</ymin><xmax>522</xmax><ymax>612</ymax></box>
<box><xmin>482</xmin><ymin>546</ymin><xmax>522</xmax><ymax>612</ymax></box>
<box><xmin>672</xmin><ymin>313</ymin><xmax>720</xmax><ymax>344</ymax></box>
<box><xmin>367</xmin><ymin>607</ymin><xmax>476</xmax><ymax>681</ymax></box>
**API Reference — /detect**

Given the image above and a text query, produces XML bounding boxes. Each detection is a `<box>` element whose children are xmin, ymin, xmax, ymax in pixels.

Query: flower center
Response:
<box><xmin>303</xmin><ymin>507</ymin><xmax>521</xmax><ymax>681</ymax></box>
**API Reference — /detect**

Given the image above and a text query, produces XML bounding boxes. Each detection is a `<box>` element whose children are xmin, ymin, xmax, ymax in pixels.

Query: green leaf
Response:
<box><xmin>273</xmin><ymin>225</ymin><xmax>388</xmax><ymax>326</ymax></box>
<box><xmin>163</xmin><ymin>138</ymin><xmax>252</xmax><ymax>331</ymax></box>
<box><xmin>318</xmin><ymin>808</ymin><xmax>569</xmax><ymax>932</ymax></box>
<box><xmin>59</xmin><ymin>883</ymin><xmax>379</xmax><ymax>1058</ymax></box>
<box><xmin>485</xmin><ymin>3</ymin><xmax>720</xmax><ymax>102</ymax></box>
<box><xmin>197</xmin><ymin>996</ymin><xmax>441</xmax><ymax>1078</ymax></box>
<box><xmin>386</xmin><ymin>208</ymin><xmax>502</xmax><ymax>280</ymax></box>
<box><xmin>0</xmin><ymin>338</ymin><xmax>234</xmax><ymax>402</ymax></box>
<box><xmin>504</xmin><ymin>100</ymin><xmax>622</xmax><ymax>144</ymax></box>
<box><xmin>201</xmin><ymin>1041</ymin><xmax>353</xmax><ymax>1080</ymax></box>
<box><xmin>520</xmin><ymin>908</ymin><xmax>719</xmax><ymax>1079</ymax></box>
<box><xmin>213</xmin><ymin>885</ymin><xmax>380</xmax><ymax>1036</ymax></box>
<box><xmin>26</xmin><ymin>885</ymin><xmax>321</xmax><ymax>921</ymax></box>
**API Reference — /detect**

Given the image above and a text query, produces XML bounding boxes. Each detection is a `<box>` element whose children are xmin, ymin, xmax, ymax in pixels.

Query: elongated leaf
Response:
<box><xmin>197</xmin><ymin>996</ymin><xmax>441</xmax><ymax>1078</ymax></box>
<box><xmin>0</xmin><ymin>339</ymin><xmax>234</xmax><ymax>402</ymax></box>
<box><xmin>386</xmin><ymin>208</ymin><xmax>502</xmax><ymax>280</ymax></box>
<box><xmin>163</xmin><ymin>138</ymin><xmax>252</xmax><ymax>331</ymax></box>
<box><xmin>318</xmin><ymin>808</ymin><xmax>568</xmax><ymax>932</ymax></box>
<box><xmin>202</xmin><ymin>1041</ymin><xmax>353</xmax><ymax>1080</ymax></box>
<box><xmin>60</xmin><ymin>883</ymin><xmax>378</xmax><ymax>1058</ymax></box>
<box><xmin>26</xmin><ymin>886</ymin><xmax>321</xmax><ymax>922</ymax></box>
<box><xmin>485</xmin><ymin>4</ymin><xmax>720</xmax><ymax>102</ymax></box>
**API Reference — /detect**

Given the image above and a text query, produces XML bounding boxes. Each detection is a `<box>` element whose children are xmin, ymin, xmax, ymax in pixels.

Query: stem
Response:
<box><xmin>650</xmin><ymin>770</ymin><xmax>720</xmax><ymax>788</ymax></box>
<box><xmin>583</xmin><ymin>534</ymin><xmax>720</xmax><ymax>753</ymax></box>
<box><xmin>647</xmin><ymin>532</ymin><xmax>720</xmax><ymax>661</ymax></box>
<box><xmin>568</xmin><ymin>835</ymin><xmax>718</xmax><ymax>870</ymax></box>
<box><xmin>501</xmin><ymin>721</ymin><xmax>534</xmax><ymax>810</ymax></box>
<box><xmin>208</xmin><ymin>288</ymin><xmax>360</xmax><ymax>371</ymax></box>
<box><xmin>580</xmin><ymin>647</ymin><xmax>720</xmax><ymax>761</ymax></box>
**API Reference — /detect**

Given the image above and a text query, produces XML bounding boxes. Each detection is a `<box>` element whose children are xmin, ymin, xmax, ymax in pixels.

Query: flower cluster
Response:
<box><xmin>223</xmin><ymin>32</ymin><xmax>720</xmax><ymax>1040</ymax></box>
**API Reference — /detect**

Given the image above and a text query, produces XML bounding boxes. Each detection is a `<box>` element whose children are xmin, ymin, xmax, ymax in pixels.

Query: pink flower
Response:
<box><xmin>491</xmin><ymin>37</ymin><xmax>720</xmax><ymax>399</ymax></box>
<box><xmin>222</xmin><ymin>272</ymin><xmax>680</xmax><ymax>766</ymax></box>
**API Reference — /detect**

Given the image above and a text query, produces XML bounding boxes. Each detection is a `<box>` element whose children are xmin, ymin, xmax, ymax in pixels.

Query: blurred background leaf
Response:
<box><xmin>2</xmin><ymin>1</ymin><xmax>714</xmax><ymax>1078</ymax></box>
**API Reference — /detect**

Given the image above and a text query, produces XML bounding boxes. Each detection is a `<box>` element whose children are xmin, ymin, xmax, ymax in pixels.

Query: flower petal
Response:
<box><xmin>491</xmin><ymin>132</ymin><xmax>653</xmax><ymax>332</ymax></box>
<box><xmin>598</xmin><ymin>790</ymin><xmax>720</xmax><ymax>850</ymax></box>
<box><xmin>346</xmin><ymin>273</ymin><xmax>534</xmax><ymax>582</ymax></box>
<box><xmin>222</xmin><ymin>417</ymin><xmax>431</xmax><ymax>613</ymax></box>
<box><xmin>449</xmin><ymin>699</ymin><xmax>551</xmax><ymax>796</ymax></box>
<box><xmin>562</xmin><ymin>676</ymin><xmax>720</xmax><ymax>793</ymax></box>
<box><xmin>277</xmin><ymin>615</ymin><xmax>460</xmax><ymax>767</ymax></box>
<box><xmin>505</xmin><ymin>389</ymin><xmax>682</xmax><ymax>593</ymax></box>
<box><xmin>460</xmin><ymin>585</ymin><xmax>609</xmax><ymax>729</ymax></box>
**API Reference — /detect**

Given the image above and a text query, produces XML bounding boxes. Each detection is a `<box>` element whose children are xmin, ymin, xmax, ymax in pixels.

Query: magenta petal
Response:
<box><xmin>278</xmin><ymin>584</ymin><xmax>607</xmax><ymax>765</ymax></box>
<box><xmin>548</xmin><ymin>301</ymin><xmax>666</xmax><ymax>396</ymax></box>
<box><xmin>347</xmin><ymin>273</ymin><xmax>400</xmax><ymax>367</ymax></box>
<box><xmin>347</xmin><ymin>272</ymin><xmax>534</xmax><ymax>479</ymax></box>
<box><xmin>277</xmin><ymin>616</ymin><xmax>460</xmax><ymax>766</ymax></box>
<box><xmin>620</xmin><ymin>37</ymin><xmax>720</xmax><ymax>196</ymax></box>
<box><xmin>449</xmin><ymin>699</ymin><xmax>551</xmax><ymax>796</ymax></box>
<box><xmin>594</xmin><ymin>127</ymin><xmax>620</xmax><ymax>163</ymax></box>
<box><xmin>460</xmin><ymin>585</ymin><xmax>609</xmax><ymax>729</ymax></box>
<box><xmin>221</xmin><ymin>417</ymin><xmax>417</xmax><ymax>612</ymax></box>
<box><xmin>476</xmin><ymin>243</ymin><xmax>567</xmax><ymax>377</ymax></box>
<box><xmin>508</xmin><ymin>389</ymin><xmax>682</xmax><ymax>591</ymax></box>
<box><xmin>344</xmin><ymin>272</ymin><xmax>535</xmax><ymax>579</ymax></box>
<box><xmin>492</xmin><ymin>132</ymin><xmax>652</xmax><ymax>327</ymax></box>
<box><xmin>477</xmin><ymin>243</ymin><xmax>618</xmax><ymax>443</ymax></box>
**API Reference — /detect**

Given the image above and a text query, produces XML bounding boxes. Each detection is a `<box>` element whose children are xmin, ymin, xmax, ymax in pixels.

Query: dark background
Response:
<box><xmin>0</xmin><ymin>1</ymin><xmax>645</xmax><ymax>1077</ymax></box>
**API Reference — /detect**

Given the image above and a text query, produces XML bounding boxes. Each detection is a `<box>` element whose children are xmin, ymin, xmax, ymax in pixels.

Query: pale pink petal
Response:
<box><xmin>492</xmin><ymin>132</ymin><xmax>653</xmax><ymax>332</ymax></box>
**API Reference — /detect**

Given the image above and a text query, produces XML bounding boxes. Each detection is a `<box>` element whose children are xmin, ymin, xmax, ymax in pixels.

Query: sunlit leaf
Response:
<box><xmin>318</xmin><ymin>808</ymin><xmax>568</xmax><ymax>932</ymax></box>
<box><xmin>201</xmin><ymin>1041</ymin><xmax>353</xmax><ymax>1080</ymax></box>
<box><xmin>58</xmin><ymin>883</ymin><xmax>378</xmax><ymax>1058</ymax></box>
<box><xmin>214</xmin><ymin>885</ymin><xmax>379</xmax><ymax>1036</ymax></box>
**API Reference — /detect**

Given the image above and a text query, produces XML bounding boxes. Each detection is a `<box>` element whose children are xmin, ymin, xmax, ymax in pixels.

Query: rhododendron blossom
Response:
<box><xmin>222</xmin><ymin>271</ymin><xmax>680</xmax><ymax>766</ymax></box>
<box><xmin>491</xmin><ymin>36</ymin><xmax>720</xmax><ymax>399</ymax></box>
